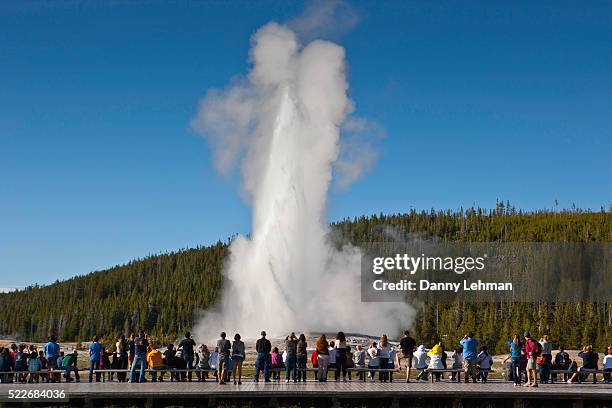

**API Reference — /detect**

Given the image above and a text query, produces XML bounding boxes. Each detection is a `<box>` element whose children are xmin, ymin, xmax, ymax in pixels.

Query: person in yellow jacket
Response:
<box><xmin>427</xmin><ymin>343</ymin><xmax>445</xmax><ymax>382</ymax></box>
<box><xmin>146</xmin><ymin>344</ymin><xmax>165</xmax><ymax>382</ymax></box>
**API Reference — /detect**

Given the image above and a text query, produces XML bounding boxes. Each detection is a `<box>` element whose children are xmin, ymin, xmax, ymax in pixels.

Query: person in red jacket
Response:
<box><xmin>523</xmin><ymin>331</ymin><xmax>538</xmax><ymax>387</ymax></box>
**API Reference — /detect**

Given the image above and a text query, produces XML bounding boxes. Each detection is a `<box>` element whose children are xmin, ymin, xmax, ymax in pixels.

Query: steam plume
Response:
<box><xmin>191</xmin><ymin>21</ymin><xmax>411</xmax><ymax>339</ymax></box>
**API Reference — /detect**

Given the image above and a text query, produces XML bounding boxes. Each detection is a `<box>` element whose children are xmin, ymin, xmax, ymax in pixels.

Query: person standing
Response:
<box><xmin>538</xmin><ymin>334</ymin><xmax>553</xmax><ymax>383</ymax></box>
<box><xmin>216</xmin><ymin>332</ymin><xmax>231</xmax><ymax>385</ymax></box>
<box><xmin>232</xmin><ymin>333</ymin><xmax>245</xmax><ymax>385</ymax></box>
<box><xmin>44</xmin><ymin>335</ymin><xmax>61</xmax><ymax>383</ymax></box>
<box><xmin>196</xmin><ymin>344</ymin><xmax>211</xmax><ymax>382</ymax></box>
<box><xmin>178</xmin><ymin>331</ymin><xmax>196</xmax><ymax>381</ymax></box>
<box><xmin>523</xmin><ymin>331</ymin><xmax>538</xmax><ymax>387</ymax></box>
<box><xmin>476</xmin><ymin>346</ymin><xmax>493</xmax><ymax>382</ymax></box>
<box><xmin>115</xmin><ymin>334</ymin><xmax>128</xmax><ymax>382</ymax></box>
<box><xmin>335</xmin><ymin>332</ymin><xmax>348</xmax><ymax>382</ymax></box>
<box><xmin>367</xmin><ymin>341</ymin><xmax>380</xmax><ymax>381</ymax></box>
<box><xmin>316</xmin><ymin>335</ymin><xmax>329</xmax><ymax>382</ymax></box>
<box><xmin>377</xmin><ymin>335</ymin><xmax>391</xmax><ymax>383</ymax></box>
<box><xmin>399</xmin><ymin>330</ymin><xmax>417</xmax><ymax>383</ymax></box>
<box><xmin>507</xmin><ymin>334</ymin><xmax>522</xmax><ymax>386</ymax></box>
<box><xmin>285</xmin><ymin>332</ymin><xmax>298</xmax><ymax>383</ymax></box>
<box><xmin>353</xmin><ymin>344</ymin><xmax>366</xmax><ymax>381</ymax></box>
<box><xmin>296</xmin><ymin>334</ymin><xmax>308</xmax><ymax>382</ymax></box>
<box><xmin>460</xmin><ymin>332</ymin><xmax>479</xmax><ymax>383</ymax></box>
<box><xmin>254</xmin><ymin>331</ymin><xmax>272</xmax><ymax>382</ymax></box>
<box><xmin>328</xmin><ymin>341</ymin><xmax>337</xmax><ymax>380</ymax></box>
<box><xmin>129</xmin><ymin>330</ymin><xmax>149</xmax><ymax>383</ymax></box>
<box><xmin>88</xmin><ymin>336</ymin><xmax>102</xmax><ymax>383</ymax></box>
<box><xmin>127</xmin><ymin>333</ymin><xmax>135</xmax><ymax>367</ymax></box>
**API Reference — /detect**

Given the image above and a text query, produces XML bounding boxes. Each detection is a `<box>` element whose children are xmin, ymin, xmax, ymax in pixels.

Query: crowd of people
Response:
<box><xmin>0</xmin><ymin>330</ymin><xmax>610</xmax><ymax>385</ymax></box>
<box><xmin>502</xmin><ymin>332</ymin><xmax>609</xmax><ymax>387</ymax></box>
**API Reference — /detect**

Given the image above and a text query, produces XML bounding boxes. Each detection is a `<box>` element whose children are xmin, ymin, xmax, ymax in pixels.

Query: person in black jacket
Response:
<box><xmin>553</xmin><ymin>346</ymin><xmax>571</xmax><ymax>381</ymax></box>
<box><xmin>255</xmin><ymin>331</ymin><xmax>272</xmax><ymax>382</ymax></box>
<box><xmin>178</xmin><ymin>332</ymin><xmax>196</xmax><ymax>381</ymax></box>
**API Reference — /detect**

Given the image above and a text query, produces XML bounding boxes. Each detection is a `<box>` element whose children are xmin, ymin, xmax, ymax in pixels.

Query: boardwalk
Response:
<box><xmin>1</xmin><ymin>380</ymin><xmax>610</xmax><ymax>407</ymax></box>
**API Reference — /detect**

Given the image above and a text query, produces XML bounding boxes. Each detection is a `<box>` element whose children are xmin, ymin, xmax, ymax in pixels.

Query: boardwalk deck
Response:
<box><xmin>1</xmin><ymin>380</ymin><xmax>610</xmax><ymax>406</ymax></box>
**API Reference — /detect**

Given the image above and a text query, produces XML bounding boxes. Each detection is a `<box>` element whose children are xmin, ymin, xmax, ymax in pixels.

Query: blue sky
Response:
<box><xmin>1</xmin><ymin>1</ymin><xmax>610</xmax><ymax>287</ymax></box>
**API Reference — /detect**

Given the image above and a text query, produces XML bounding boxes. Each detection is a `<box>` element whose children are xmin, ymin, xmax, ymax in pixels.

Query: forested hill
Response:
<box><xmin>1</xmin><ymin>206</ymin><xmax>610</xmax><ymax>353</ymax></box>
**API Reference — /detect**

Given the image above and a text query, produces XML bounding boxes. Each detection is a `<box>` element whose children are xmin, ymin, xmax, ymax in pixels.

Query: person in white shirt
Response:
<box><xmin>427</xmin><ymin>343</ymin><xmax>445</xmax><ymax>382</ymax></box>
<box><xmin>367</xmin><ymin>342</ymin><xmax>379</xmax><ymax>381</ymax></box>
<box><xmin>388</xmin><ymin>345</ymin><xmax>399</xmax><ymax>382</ymax></box>
<box><xmin>377</xmin><ymin>335</ymin><xmax>392</xmax><ymax>382</ymax></box>
<box><xmin>209</xmin><ymin>347</ymin><xmax>219</xmax><ymax>381</ymax></box>
<box><xmin>476</xmin><ymin>346</ymin><xmax>493</xmax><ymax>382</ymax></box>
<box><xmin>413</xmin><ymin>345</ymin><xmax>430</xmax><ymax>381</ymax></box>
<box><xmin>604</xmin><ymin>346</ymin><xmax>612</xmax><ymax>383</ymax></box>
<box><xmin>328</xmin><ymin>341</ymin><xmax>337</xmax><ymax>380</ymax></box>
<box><xmin>353</xmin><ymin>345</ymin><xmax>367</xmax><ymax>381</ymax></box>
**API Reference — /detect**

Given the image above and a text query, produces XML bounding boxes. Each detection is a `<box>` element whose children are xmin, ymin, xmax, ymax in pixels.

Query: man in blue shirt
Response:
<box><xmin>89</xmin><ymin>335</ymin><xmax>102</xmax><ymax>382</ymax></box>
<box><xmin>460</xmin><ymin>332</ymin><xmax>479</xmax><ymax>383</ymax></box>
<box><xmin>130</xmin><ymin>330</ymin><xmax>149</xmax><ymax>383</ymax></box>
<box><xmin>44</xmin><ymin>335</ymin><xmax>61</xmax><ymax>382</ymax></box>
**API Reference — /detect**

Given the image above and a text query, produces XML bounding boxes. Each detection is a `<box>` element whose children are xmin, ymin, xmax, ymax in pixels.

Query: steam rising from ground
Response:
<box><xmin>192</xmin><ymin>22</ymin><xmax>411</xmax><ymax>340</ymax></box>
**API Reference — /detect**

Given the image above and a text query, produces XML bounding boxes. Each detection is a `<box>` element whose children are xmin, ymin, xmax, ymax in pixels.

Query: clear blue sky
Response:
<box><xmin>1</xmin><ymin>1</ymin><xmax>610</xmax><ymax>287</ymax></box>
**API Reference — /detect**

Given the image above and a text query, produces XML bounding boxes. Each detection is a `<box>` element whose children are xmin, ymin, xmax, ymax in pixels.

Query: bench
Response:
<box><xmin>93</xmin><ymin>368</ymin><xmax>219</xmax><ymax>381</ymax></box>
<box><xmin>550</xmin><ymin>368</ymin><xmax>606</xmax><ymax>384</ymax></box>
<box><xmin>347</xmin><ymin>367</ymin><xmax>400</xmax><ymax>382</ymax></box>
<box><xmin>426</xmin><ymin>368</ymin><xmax>463</xmax><ymax>382</ymax></box>
<box><xmin>0</xmin><ymin>369</ymin><xmax>88</xmax><ymax>383</ymax></box>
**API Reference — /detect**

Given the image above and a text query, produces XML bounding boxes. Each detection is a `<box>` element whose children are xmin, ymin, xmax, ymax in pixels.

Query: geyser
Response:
<box><xmin>192</xmin><ymin>22</ymin><xmax>412</xmax><ymax>339</ymax></box>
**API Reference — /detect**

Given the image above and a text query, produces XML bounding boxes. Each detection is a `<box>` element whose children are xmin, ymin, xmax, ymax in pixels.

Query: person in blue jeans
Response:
<box><xmin>130</xmin><ymin>330</ymin><xmax>149</xmax><ymax>383</ymax></box>
<box><xmin>507</xmin><ymin>334</ymin><xmax>523</xmax><ymax>386</ymax></box>
<box><xmin>254</xmin><ymin>331</ymin><xmax>272</xmax><ymax>382</ymax></box>
<box><xmin>89</xmin><ymin>336</ymin><xmax>102</xmax><ymax>382</ymax></box>
<box><xmin>285</xmin><ymin>332</ymin><xmax>298</xmax><ymax>382</ymax></box>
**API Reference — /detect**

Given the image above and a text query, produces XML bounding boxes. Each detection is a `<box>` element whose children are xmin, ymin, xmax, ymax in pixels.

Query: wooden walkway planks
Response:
<box><xmin>1</xmin><ymin>380</ymin><xmax>611</xmax><ymax>400</ymax></box>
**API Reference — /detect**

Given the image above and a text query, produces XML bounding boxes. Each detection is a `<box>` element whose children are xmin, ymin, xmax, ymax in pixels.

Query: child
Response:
<box><xmin>346</xmin><ymin>346</ymin><xmax>355</xmax><ymax>381</ymax></box>
<box><xmin>209</xmin><ymin>347</ymin><xmax>219</xmax><ymax>382</ymax></box>
<box><xmin>353</xmin><ymin>345</ymin><xmax>366</xmax><ymax>381</ymax></box>
<box><xmin>451</xmin><ymin>347</ymin><xmax>463</xmax><ymax>381</ymax></box>
<box><xmin>271</xmin><ymin>347</ymin><xmax>283</xmax><ymax>381</ymax></box>
<box><xmin>100</xmin><ymin>347</ymin><xmax>112</xmax><ymax>382</ymax></box>
<box><xmin>477</xmin><ymin>346</ymin><xmax>493</xmax><ymax>382</ymax></box>
<box><xmin>196</xmin><ymin>344</ymin><xmax>211</xmax><ymax>381</ymax></box>
<box><xmin>38</xmin><ymin>350</ymin><xmax>48</xmax><ymax>383</ymax></box>
<box><xmin>367</xmin><ymin>342</ymin><xmax>379</xmax><ymax>381</ymax></box>
<box><xmin>27</xmin><ymin>351</ymin><xmax>41</xmax><ymax>383</ymax></box>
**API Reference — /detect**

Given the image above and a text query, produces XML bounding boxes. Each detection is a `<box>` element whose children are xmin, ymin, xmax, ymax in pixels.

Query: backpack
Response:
<box><xmin>14</xmin><ymin>352</ymin><xmax>25</xmax><ymax>367</ymax></box>
<box><xmin>557</xmin><ymin>352</ymin><xmax>570</xmax><ymax>368</ymax></box>
<box><xmin>534</xmin><ymin>342</ymin><xmax>543</xmax><ymax>357</ymax></box>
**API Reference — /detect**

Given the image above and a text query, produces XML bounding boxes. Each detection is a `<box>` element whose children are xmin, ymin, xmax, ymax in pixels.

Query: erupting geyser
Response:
<box><xmin>191</xmin><ymin>22</ymin><xmax>411</xmax><ymax>339</ymax></box>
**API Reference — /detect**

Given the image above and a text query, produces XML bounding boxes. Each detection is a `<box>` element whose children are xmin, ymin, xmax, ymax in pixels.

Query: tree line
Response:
<box><xmin>0</xmin><ymin>204</ymin><xmax>610</xmax><ymax>353</ymax></box>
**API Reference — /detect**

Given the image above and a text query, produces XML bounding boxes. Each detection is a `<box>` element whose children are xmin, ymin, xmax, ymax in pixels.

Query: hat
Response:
<box><xmin>523</xmin><ymin>331</ymin><xmax>530</xmax><ymax>338</ymax></box>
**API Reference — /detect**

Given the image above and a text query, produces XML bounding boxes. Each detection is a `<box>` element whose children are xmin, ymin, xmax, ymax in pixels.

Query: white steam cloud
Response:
<box><xmin>191</xmin><ymin>19</ymin><xmax>411</xmax><ymax>340</ymax></box>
